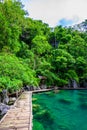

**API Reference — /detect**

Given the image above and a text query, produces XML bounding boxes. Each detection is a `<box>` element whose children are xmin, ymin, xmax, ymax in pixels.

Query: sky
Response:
<box><xmin>21</xmin><ymin>0</ymin><xmax>87</xmax><ymax>27</ymax></box>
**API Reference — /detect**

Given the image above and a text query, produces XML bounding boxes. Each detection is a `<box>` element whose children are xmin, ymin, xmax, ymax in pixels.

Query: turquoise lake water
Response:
<box><xmin>33</xmin><ymin>90</ymin><xmax>87</xmax><ymax>130</ymax></box>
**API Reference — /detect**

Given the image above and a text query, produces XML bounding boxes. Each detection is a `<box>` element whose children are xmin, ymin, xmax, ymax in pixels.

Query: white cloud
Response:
<box><xmin>21</xmin><ymin>0</ymin><xmax>87</xmax><ymax>27</ymax></box>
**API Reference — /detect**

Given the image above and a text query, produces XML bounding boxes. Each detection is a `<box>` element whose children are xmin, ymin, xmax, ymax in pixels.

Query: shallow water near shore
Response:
<box><xmin>33</xmin><ymin>90</ymin><xmax>87</xmax><ymax>130</ymax></box>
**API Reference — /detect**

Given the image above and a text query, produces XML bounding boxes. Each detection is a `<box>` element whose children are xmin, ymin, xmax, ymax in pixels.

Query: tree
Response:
<box><xmin>20</xmin><ymin>18</ymin><xmax>50</xmax><ymax>48</ymax></box>
<box><xmin>0</xmin><ymin>52</ymin><xmax>39</xmax><ymax>92</ymax></box>
<box><xmin>0</xmin><ymin>0</ymin><xmax>26</xmax><ymax>53</ymax></box>
<box><xmin>51</xmin><ymin>49</ymin><xmax>76</xmax><ymax>86</ymax></box>
<box><xmin>31</xmin><ymin>35</ymin><xmax>52</xmax><ymax>55</ymax></box>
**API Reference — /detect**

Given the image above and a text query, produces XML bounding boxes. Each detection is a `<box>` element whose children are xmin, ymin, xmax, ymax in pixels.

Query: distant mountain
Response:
<box><xmin>73</xmin><ymin>19</ymin><xmax>87</xmax><ymax>32</ymax></box>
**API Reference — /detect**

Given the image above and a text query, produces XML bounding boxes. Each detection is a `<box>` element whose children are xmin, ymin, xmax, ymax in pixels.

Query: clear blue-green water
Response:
<box><xmin>33</xmin><ymin>90</ymin><xmax>87</xmax><ymax>130</ymax></box>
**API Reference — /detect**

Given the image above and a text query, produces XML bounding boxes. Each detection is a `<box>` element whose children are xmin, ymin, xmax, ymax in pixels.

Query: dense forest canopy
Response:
<box><xmin>0</xmin><ymin>0</ymin><xmax>87</xmax><ymax>93</ymax></box>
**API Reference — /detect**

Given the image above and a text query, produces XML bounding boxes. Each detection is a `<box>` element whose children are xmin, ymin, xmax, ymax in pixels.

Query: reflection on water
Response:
<box><xmin>33</xmin><ymin>90</ymin><xmax>87</xmax><ymax>130</ymax></box>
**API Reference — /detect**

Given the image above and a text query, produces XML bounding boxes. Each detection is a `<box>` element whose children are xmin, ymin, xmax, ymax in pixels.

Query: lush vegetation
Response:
<box><xmin>0</xmin><ymin>0</ymin><xmax>87</xmax><ymax>93</ymax></box>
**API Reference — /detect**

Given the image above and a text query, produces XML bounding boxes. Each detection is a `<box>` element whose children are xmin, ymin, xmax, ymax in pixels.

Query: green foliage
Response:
<box><xmin>65</xmin><ymin>70</ymin><xmax>79</xmax><ymax>82</ymax></box>
<box><xmin>0</xmin><ymin>0</ymin><xmax>26</xmax><ymax>53</ymax></box>
<box><xmin>75</xmin><ymin>57</ymin><xmax>87</xmax><ymax>79</ymax></box>
<box><xmin>52</xmin><ymin>49</ymin><xmax>75</xmax><ymax>72</ymax></box>
<box><xmin>0</xmin><ymin>76</ymin><xmax>22</xmax><ymax>92</ymax></box>
<box><xmin>0</xmin><ymin>53</ymin><xmax>39</xmax><ymax>92</ymax></box>
<box><xmin>0</xmin><ymin>0</ymin><xmax>87</xmax><ymax>91</ymax></box>
<box><xmin>20</xmin><ymin>18</ymin><xmax>50</xmax><ymax>47</ymax></box>
<box><xmin>35</xmin><ymin>58</ymin><xmax>59</xmax><ymax>85</ymax></box>
<box><xmin>32</xmin><ymin>35</ymin><xmax>52</xmax><ymax>55</ymax></box>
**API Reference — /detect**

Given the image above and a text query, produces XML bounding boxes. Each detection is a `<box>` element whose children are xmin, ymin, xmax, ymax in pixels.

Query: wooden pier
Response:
<box><xmin>0</xmin><ymin>92</ymin><xmax>32</xmax><ymax>130</ymax></box>
<box><xmin>1</xmin><ymin>88</ymin><xmax>85</xmax><ymax>130</ymax></box>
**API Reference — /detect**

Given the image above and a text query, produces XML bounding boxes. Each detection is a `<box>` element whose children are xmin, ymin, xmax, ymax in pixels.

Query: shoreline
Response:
<box><xmin>32</xmin><ymin>87</ymin><xmax>87</xmax><ymax>94</ymax></box>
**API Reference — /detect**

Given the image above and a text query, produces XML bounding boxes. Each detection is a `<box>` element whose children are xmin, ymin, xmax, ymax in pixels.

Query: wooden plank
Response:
<box><xmin>0</xmin><ymin>92</ymin><xmax>32</xmax><ymax>130</ymax></box>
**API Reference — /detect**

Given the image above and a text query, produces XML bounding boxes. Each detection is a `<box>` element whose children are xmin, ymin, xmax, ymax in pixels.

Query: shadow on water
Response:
<box><xmin>79</xmin><ymin>102</ymin><xmax>87</xmax><ymax>110</ymax></box>
<box><xmin>58</xmin><ymin>98</ymin><xmax>73</xmax><ymax>105</ymax></box>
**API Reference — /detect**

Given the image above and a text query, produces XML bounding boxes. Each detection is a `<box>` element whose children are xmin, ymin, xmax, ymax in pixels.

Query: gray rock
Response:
<box><xmin>0</xmin><ymin>103</ymin><xmax>10</xmax><ymax>115</ymax></box>
<box><xmin>72</xmin><ymin>80</ymin><xmax>78</xmax><ymax>88</ymax></box>
<box><xmin>40</xmin><ymin>85</ymin><xmax>47</xmax><ymax>89</ymax></box>
<box><xmin>3</xmin><ymin>97</ymin><xmax>9</xmax><ymax>104</ymax></box>
<box><xmin>1</xmin><ymin>108</ymin><xmax>8</xmax><ymax>115</ymax></box>
<box><xmin>2</xmin><ymin>89</ymin><xmax>9</xmax><ymax>104</ymax></box>
<box><xmin>9</xmin><ymin>97</ymin><xmax>16</xmax><ymax>102</ymax></box>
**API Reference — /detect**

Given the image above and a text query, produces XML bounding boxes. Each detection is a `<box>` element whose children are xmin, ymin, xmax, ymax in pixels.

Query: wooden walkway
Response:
<box><xmin>0</xmin><ymin>92</ymin><xmax>32</xmax><ymax>130</ymax></box>
<box><xmin>1</xmin><ymin>87</ymin><xmax>86</xmax><ymax>130</ymax></box>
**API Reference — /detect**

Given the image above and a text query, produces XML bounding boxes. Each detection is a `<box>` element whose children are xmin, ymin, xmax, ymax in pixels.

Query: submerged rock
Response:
<box><xmin>33</xmin><ymin>104</ymin><xmax>41</xmax><ymax>113</ymax></box>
